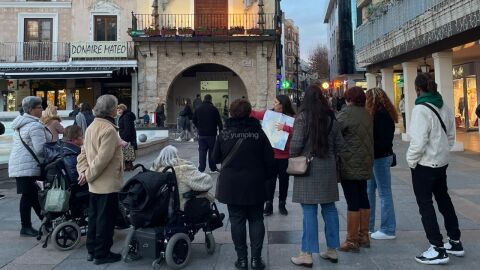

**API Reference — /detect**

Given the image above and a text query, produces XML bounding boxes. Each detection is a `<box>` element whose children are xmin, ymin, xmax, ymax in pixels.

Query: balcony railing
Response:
<box><xmin>0</xmin><ymin>41</ymin><xmax>135</xmax><ymax>63</ymax></box>
<box><xmin>129</xmin><ymin>13</ymin><xmax>276</xmax><ymax>37</ymax></box>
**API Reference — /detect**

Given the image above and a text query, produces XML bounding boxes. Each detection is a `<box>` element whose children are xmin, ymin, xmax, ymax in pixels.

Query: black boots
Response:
<box><xmin>235</xmin><ymin>257</ymin><xmax>248</xmax><ymax>269</ymax></box>
<box><xmin>20</xmin><ymin>227</ymin><xmax>38</xmax><ymax>237</ymax></box>
<box><xmin>263</xmin><ymin>201</ymin><xmax>273</xmax><ymax>216</ymax></box>
<box><xmin>279</xmin><ymin>201</ymin><xmax>288</xmax><ymax>216</ymax></box>
<box><xmin>251</xmin><ymin>257</ymin><xmax>266</xmax><ymax>270</ymax></box>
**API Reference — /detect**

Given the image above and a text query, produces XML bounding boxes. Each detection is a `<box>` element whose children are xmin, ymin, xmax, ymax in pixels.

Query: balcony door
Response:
<box><xmin>195</xmin><ymin>0</ymin><xmax>228</xmax><ymax>31</ymax></box>
<box><xmin>24</xmin><ymin>18</ymin><xmax>53</xmax><ymax>61</ymax></box>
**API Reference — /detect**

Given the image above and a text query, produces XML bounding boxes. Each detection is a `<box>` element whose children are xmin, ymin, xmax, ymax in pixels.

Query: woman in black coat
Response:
<box><xmin>213</xmin><ymin>99</ymin><xmax>275</xmax><ymax>270</ymax></box>
<box><xmin>117</xmin><ymin>104</ymin><xmax>137</xmax><ymax>171</ymax></box>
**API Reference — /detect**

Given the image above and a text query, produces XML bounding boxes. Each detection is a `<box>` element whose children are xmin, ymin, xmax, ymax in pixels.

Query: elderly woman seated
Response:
<box><xmin>151</xmin><ymin>145</ymin><xmax>214</xmax><ymax>211</ymax></box>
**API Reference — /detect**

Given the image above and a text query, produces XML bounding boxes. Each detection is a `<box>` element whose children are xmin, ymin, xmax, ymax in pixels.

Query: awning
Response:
<box><xmin>0</xmin><ymin>70</ymin><xmax>113</xmax><ymax>79</ymax></box>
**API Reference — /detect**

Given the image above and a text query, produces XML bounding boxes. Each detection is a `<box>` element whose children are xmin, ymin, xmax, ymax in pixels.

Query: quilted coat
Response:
<box><xmin>9</xmin><ymin>114</ymin><xmax>52</xmax><ymax>178</ymax></box>
<box><xmin>336</xmin><ymin>105</ymin><xmax>374</xmax><ymax>181</ymax></box>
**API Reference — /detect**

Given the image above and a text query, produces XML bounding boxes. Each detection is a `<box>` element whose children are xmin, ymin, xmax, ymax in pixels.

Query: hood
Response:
<box><xmin>415</xmin><ymin>92</ymin><xmax>444</xmax><ymax>108</ymax></box>
<box><xmin>224</xmin><ymin>117</ymin><xmax>261</xmax><ymax>130</ymax></box>
<box><xmin>62</xmin><ymin>142</ymin><xmax>81</xmax><ymax>155</ymax></box>
<box><xmin>11</xmin><ymin>114</ymin><xmax>40</xmax><ymax>130</ymax></box>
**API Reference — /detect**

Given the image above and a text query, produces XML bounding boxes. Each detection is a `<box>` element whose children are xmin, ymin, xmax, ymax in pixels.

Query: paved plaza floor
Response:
<box><xmin>1</xmin><ymin>137</ymin><xmax>480</xmax><ymax>269</ymax></box>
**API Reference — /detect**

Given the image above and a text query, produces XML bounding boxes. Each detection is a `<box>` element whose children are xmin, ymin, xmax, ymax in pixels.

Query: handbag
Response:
<box><xmin>123</xmin><ymin>144</ymin><xmax>136</xmax><ymax>162</ymax></box>
<box><xmin>391</xmin><ymin>153</ymin><xmax>397</xmax><ymax>167</ymax></box>
<box><xmin>286</xmin><ymin>155</ymin><xmax>313</xmax><ymax>176</ymax></box>
<box><xmin>44</xmin><ymin>176</ymin><xmax>70</xmax><ymax>212</ymax></box>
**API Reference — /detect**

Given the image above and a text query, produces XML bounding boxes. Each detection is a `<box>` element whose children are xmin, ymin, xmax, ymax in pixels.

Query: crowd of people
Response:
<box><xmin>3</xmin><ymin>71</ymin><xmax>465</xmax><ymax>268</ymax></box>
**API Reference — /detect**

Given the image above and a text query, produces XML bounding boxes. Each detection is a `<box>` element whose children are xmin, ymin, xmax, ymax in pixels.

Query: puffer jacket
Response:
<box><xmin>62</xmin><ymin>142</ymin><xmax>80</xmax><ymax>186</ymax></box>
<box><xmin>9</xmin><ymin>114</ymin><xmax>52</xmax><ymax>178</ymax></box>
<box><xmin>151</xmin><ymin>159</ymin><xmax>214</xmax><ymax>210</ymax></box>
<box><xmin>337</xmin><ymin>105</ymin><xmax>374</xmax><ymax>181</ymax></box>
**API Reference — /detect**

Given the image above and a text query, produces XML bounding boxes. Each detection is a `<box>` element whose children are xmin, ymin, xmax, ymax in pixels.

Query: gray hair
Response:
<box><xmin>22</xmin><ymin>96</ymin><xmax>42</xmax><ymax>114</ymax></box>
<box><xmin>93</xmin><ymin>94</ymin><xmax>118</xmax><ymax>117</ymax></box>
<box><xmin>152</xmin><ymin>145</ymin><xmax>179</xmax><ymax>170</ymax></box>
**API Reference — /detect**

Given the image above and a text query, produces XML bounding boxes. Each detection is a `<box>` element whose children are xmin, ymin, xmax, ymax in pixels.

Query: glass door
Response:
<box><xmin>453</xmin><ymin>79</ymin><xmax>466</xmax><ymax>129</ymax></box>
<box><xmin>465</xmin><ymin>76</ymin><xmax>478</xmax><ymax>130</ymax></box>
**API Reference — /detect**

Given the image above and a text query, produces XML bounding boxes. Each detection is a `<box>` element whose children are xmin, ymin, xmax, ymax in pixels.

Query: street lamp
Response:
<box><xmin>420</xmin><ymin>57</ymin><xmax>431</xmax><ymax>73</ymax></box>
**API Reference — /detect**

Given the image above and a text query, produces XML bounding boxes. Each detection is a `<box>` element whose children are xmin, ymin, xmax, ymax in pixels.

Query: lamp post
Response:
<box><xmin>420</xmin><ymin>57</ymin><xmax>431</xmax><ymax>73</ymax></box>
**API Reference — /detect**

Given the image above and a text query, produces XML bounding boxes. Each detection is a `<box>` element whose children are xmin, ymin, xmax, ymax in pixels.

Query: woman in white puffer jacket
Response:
<box><xmin>151</xmin><ymin>145</ymin><xmax>214</xmax><ymax>210</ymax></box>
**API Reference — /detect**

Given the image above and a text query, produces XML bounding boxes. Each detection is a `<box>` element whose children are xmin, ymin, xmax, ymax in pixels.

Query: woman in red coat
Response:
<box><xmin>251</xmin><ymin>95</ymin><xmax>296</xmax><ymax>216</ymax></box>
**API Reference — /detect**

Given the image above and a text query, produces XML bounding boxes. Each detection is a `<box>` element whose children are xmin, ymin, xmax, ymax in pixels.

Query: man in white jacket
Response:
<box><xmin>407</xmin><ymin>73</ymin><xmax>464</xmax><ymax>265</ymax></box>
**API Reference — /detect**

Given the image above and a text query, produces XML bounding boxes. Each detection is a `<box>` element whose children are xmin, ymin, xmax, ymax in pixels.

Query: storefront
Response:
<box><xmin>453</xmin><ymin>63</ymin><xmax>478</xmax><ymax>131</ymax></box>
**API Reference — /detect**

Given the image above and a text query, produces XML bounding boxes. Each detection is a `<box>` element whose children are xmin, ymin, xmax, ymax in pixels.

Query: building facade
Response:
<box><xmin>281</xmin><ymin>18</ymin><xmax>299</xmax><ymax>91</ymax></box>
<box><xmin>132</xmin><ymin>0</ymin><xmax>278</xmax><ymax>126</ymax></box>
<box><xmin>0</xmin><ymin>0</ymin><xmax>141</xmax><ymax>115</ymax></box>
<box><xmin>355</xmin><ymin>0</ymin><xmax>480</xmax><ymax>149</ymax></box>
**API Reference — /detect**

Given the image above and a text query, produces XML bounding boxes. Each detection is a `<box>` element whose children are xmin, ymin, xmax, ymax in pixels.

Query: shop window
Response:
<box><xmin>24</xmin><ymin>18</ymin><xmax>52</xmax><ymax>60</ymax></box>
<box><xmin>94</xmin><ymin>15</ymin><xmax>117</xmax><ymax>41</ymax></box>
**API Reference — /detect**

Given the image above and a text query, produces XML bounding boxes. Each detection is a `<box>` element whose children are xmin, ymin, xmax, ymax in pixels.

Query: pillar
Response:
<box><xmin>66</xmin><ymin>79</ymin><xmax>74</xmax><ymax>111</ymax></box>
<box><xmin>0</xmin><ymin>80</ymin><xmax>6</xmax><ymax>112</ymax></box>
<box><xmin>131</xmin><ymin>71</ymin><xmax>139</xmax><ymax>117</ymax></box>
<box><xmin>433</xmin><ymin>51</ymin><xmax>464</xmax><ymax>151</ymax></box>
<box><xmin>401</xmin><ymin>62</ymin><xmax>418</xmax><ymax>141</ymax></box>
<box><xmin>381</xmin><ymin>67</ymin><xmax>394</xmax><ymax>102</ymax></box>
<box><xmin>366</xmin><ymin>72</ymin><xmax>376</xmax><ymax>90</ymax></box>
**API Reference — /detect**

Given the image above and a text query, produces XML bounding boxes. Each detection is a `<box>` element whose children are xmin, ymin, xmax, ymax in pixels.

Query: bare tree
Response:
<box><xmin>308</xmin><ymin>44</ymin><xmax>329</xmax><ymax>79</ymax></box>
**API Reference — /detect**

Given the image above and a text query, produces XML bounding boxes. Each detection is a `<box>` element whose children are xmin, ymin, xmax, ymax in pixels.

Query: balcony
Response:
<box><xmin>0</xmin><ymin>41</ymin><xmax>135</xmax><ymax>63</ymax></box>
<box><xmin>129</xmin><ymin>13</ymin><xmax>276</xmax><ymax>40</ymax></box>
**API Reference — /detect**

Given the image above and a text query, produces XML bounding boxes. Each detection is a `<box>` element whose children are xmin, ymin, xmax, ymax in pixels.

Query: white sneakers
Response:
<box><xmin>175</xmin><ymin>138</ymin><xmax>182</xmax><ymax>142</ymax></box>
<box><xmin>415</xmin><ymin>245</ymin><xmax>449</xmax><ymax>265</ymax></box>
<box><xmin>188</xmin><ymin>138</ymin><xmax>194</xmax><ymax>142</ymax></box>
<box><xmin>290</xmin><ymin>252</ymin><xmax>313</xmax><ymax>268</ymax></box>
<box><xmin>370</xmin><ymin>231</ymin><xmax>396</xmax><ymax>240</ymax></box>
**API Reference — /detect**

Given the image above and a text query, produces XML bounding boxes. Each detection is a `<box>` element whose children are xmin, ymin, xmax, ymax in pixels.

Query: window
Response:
<box><xmin>24</xmin><ymin>18</ymin><xmax>53</xmax><ymax>60</ymax></box>
<box><xmin>94</xmin><ymin>15</ymin><xmax>117</xmax><ymax>41</ymax></box>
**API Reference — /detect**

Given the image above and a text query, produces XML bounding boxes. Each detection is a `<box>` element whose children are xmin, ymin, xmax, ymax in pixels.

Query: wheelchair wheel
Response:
<box><xmin>205</xmin><ymin>232</ymin><xmax>216</xmax><ymax>255</ymax></box>
<box><xmin>51</xmin><ymin>221</ymin><xmax>81</xmax><ymax>251</ymax></box>
<box><xmin>165</xmin><ymin>233</ymin><xmax>191</xmax><ymax>269</ymax></box>
<box><xmin>152</xmin><ymin>258</ymin><xmax>163</xmax><ymax>270</ymax></box>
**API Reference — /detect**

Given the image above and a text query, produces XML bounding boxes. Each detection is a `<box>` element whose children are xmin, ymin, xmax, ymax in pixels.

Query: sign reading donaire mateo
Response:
<box><xmin>70</xmin><ymin>41</ymin><xmax>128</xmax><ymax>58</ymax></box>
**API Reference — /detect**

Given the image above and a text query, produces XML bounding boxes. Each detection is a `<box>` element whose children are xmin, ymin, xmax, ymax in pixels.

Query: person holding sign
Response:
<box><xmin>251</xmin><ymin>95</ymin><xmax>295</xmax><ymax>216</ymax></box>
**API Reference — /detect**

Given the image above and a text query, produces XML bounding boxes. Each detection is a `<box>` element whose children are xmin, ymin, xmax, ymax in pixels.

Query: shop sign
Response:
<box><xmin>70</xmin><ymin>41</ymin><xmax>128</xmax><ymax>58</ymax></box>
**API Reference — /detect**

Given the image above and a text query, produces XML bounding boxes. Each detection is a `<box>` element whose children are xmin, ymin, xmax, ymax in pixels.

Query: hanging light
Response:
<box><xmin>419</xmin><ymin>57</ymin><xmax>431</xmax><ymax>73</ymax></box>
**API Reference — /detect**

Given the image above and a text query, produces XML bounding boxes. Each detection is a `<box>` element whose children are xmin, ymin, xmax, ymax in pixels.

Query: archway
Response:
<box><xmin>166</xmin><ymin>63</ymin><xmax>248</xmax><ymax>126</ymax></box>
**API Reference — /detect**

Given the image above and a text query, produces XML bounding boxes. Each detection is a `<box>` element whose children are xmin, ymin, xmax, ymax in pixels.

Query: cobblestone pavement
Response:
<box><xmin>1</xmin><ymin>137</ymin><xmax>480</xmax><ymax>269</ymax></box>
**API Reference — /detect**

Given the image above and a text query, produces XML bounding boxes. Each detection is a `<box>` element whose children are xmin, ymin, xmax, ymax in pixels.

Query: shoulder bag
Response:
<box><xmin>419</xmin><ymin>103</ymin><xmax>447</xmax><ymax>134</ymax></box>
<box><xmin>18</xmin><ymin>129</ymin><xmax>47</xmax><ymax>180</ymax></box>
<box><xmin>221</xmin><ymin>138</ymin><xmax>244</xmax><ymax>168</ymax></box>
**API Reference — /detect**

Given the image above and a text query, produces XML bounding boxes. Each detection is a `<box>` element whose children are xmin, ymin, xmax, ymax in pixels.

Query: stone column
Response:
<box><xmin>131</xmin><ymin>71</ymin><xmax>138</xmax><ymax>117</ymax></box>
<box><xmin>366</xmin><ymin>72</ymin><xmax>376</xmax><ymax>90</ymax></box>
<box><xmin>66</xmin><ymin>79</ymin><xmax>75</xmax><ymax>110</ymax></box>
<box><xmin>381</xmin><ymin>67</ymin><xmax>394</xmax><ymax>102</ymax></box>
<box><xmin>433</xmin><ymin>51</ymin><xmax>464</xmax><ymax>151</ymax></box>
<box><xmin>401</xmin><ymin>62</ymin><xmax>417</xmax><ymax>141</ymax></box>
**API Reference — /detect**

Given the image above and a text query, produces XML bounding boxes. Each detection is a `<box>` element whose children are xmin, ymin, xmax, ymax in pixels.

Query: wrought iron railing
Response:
<box><xmin>129</xmin><ymin>13</ymin><xmax>276</xmax><ymax>37</ymax></box>
<box><xmin>0</xmin><ymin>41</ymin><xmax>135</xmax><ymax>63</ymax></box>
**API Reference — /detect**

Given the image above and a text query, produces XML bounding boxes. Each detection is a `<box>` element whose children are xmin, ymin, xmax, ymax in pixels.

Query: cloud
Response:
<box><xmin>281</xmin><ymin>0</ymin><xmax>328</xmax><ymax>60</ymax></box>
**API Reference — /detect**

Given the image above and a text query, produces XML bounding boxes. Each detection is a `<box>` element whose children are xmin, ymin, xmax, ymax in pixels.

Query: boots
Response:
<box><xmin>279</xmin><ymin>201</ymin><xmax>288</xmax><ymax>216</ymax></box>
<box><xmin>290</xmin><ymin>251</ymin><xmax>313</xmax><ymax>268</ymax></box>
<box><xmin>320</xmin><ymin>248</ymin><xmax>338</xmax><ymax>263</ymax></box>
<box><xmin>358</xmin><ymin>209</ymin><xmax>371</xmax><ymax>248</ymax></box>
<box><xmin>263</xmin><ymin>201</ymin><xmax>273</xmax><ymax>216</ymax></box>
<box><xmin>339</xmin><ymin>211</ymin><xmax>360</xmax><ymax>253</ymax></box>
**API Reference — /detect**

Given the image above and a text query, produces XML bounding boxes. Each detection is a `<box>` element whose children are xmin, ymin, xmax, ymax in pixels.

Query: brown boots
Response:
<box><xmin>358</xmin><ymin>209</ymin><xmax>371</xmax><ymax>248</ymax></box>
<box><xmin>339</xmin><ymin>211</ymin><xmax>360</xmax><ymax>252</ymax></box>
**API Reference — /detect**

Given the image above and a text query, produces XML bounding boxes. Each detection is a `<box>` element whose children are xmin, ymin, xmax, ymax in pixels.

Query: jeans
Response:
<box><xmin>86</xmin><ymin>193</ymin><xmax>118</xmax><ymax>258</ymax></box>
<box><xmin>228</xmin><ymin>204</ymin><xmax>265</xmax><ymax>258</ymax></box>
<box><xmin>198</xmin><ymin>136</ymin><xmax>218</xmax><ymax>172</ymax></box>
<box><xmin>367</xmin><ymin>156</ymin><xmax>396</xmax><ymax>235</ymax></box>
<box><xmin>266</xmin><ymin>158</ymin><xmax>289</xmax><ymax>202</ymax></box>
<box><xmin>341</xmin><ymin>180</ymin><xmax>370</xmax><ymax>211</ymax></box>
<box><xmin>411</xmin><ymin>164</ymin><xmax>461</xmax><ymax>247</ymax></box>
<box><xmin>301</xmin><ymin>203</ymin><xmax>340</xmax><ymax>253</ymax></box>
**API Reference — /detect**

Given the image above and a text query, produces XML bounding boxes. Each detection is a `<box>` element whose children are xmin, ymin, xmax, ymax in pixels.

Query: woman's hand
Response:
<box><xmin>120</xmin><ymin>140</ymin><xmax>129</xmax><ymax>147</ymax></box>
<box><xmin>275</xmin><ymin>122</ymin><xmax>285</xmax><ymax>131</ymax></box>
<box><xmin>78</xmin><ymin>172</ymin><xmax>87</xmax><ymax>186</ymax></box>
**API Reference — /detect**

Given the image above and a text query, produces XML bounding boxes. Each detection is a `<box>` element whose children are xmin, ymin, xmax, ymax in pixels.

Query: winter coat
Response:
<box><xmin>9</xmin><ymin>114</ymin><xmax>53</xmax><ymax>178</ymax></box>
<box><xmin>213</xmin><ymin>117</ymin><xmax>275</xmax><ymax>205</ymax></box>
<box><xmin>373</xmin><ymin>108</ymin><xmax>395</xmax><ymax>159</ymax></box>
<box><xmin>62</xmin><ymin>142</ymin><xmax>80</xmax><ymax>186</ymax></box>
<box><xmin>118</xmin><ymin>110</ymin><xmax>137</xmax><ymax>150</ymax></box>
<box><xmin>151</xmin><ymin>159</ymin><xmax>214</xmax><ymax>210</ymax></box>
<box><xmin>193</xmin><ymin>101</ymin><xmax>223</xmax><ymax>136</ymax></box>
<box><xmin>337</xmin><ymin>105</ymin><xmax>374</xmax><ymax>181</ymax></box>
<box><xmin>193</xmin><ymin>97</ymin><xmax>203</xmax><ymax>111</ymax></box>
<box><xmin>44</xmin><ymin>117</ymin><xmax>64</xmax><ymax>142</ymax></box>
<box><xmin>75</xmin><ymin>111</ymin><xmax>94</xmax><ymax>136</ymax></box>
<box><xmin>77</xmin><ymin>117</ymin><xmax>124</xmax><ymax>194</ymax></box>
<box><xmin>290</xmin><ymin>112</ymin><xmax>344</xmax><ymax>204</ymax></box>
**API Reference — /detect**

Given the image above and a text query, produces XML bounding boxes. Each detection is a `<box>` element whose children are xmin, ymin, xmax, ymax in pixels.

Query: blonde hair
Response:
<box><xmin>40</xmin><ymin>105</ymin><xmax>61</xmax><ymax>124</ymax></box>
<box><xmin>365</xmin><ymin>88</ymin><xmax>398</xmax><ymax>123</ymax></box>
<box><xmin>152</xmin><ymin>145</ymin><xmax>179</xmax><ymax>171</ymax></box>
<box><xmin>117</xmin><ymin>104</ymin><xmax>128</xmax><ymax>111</ymax></box>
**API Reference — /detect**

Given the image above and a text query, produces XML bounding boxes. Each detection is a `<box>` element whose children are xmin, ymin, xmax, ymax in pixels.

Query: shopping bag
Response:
<box><xmin>123</xmin><ymin>144</ymin><xmax>136</xmax><ymax>162</ymax></box>
<box><xmin>44</xmin><ymin>176</ymin><xmax>70</xmax><ymax>212</ymax></box>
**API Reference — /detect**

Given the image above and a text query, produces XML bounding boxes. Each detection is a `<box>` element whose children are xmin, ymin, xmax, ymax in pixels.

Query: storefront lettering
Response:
<box><xmin>70</xmin><ymin>42</ymin><xmax>128</xmax><ymax>58</ymax></box>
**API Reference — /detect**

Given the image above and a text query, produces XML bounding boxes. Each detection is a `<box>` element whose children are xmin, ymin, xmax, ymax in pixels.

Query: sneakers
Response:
<box><xmin>444</xmin><ymin>238</ymin><xmax>465</xmax><ymax>257</ymax></box>
<box><xmin>415</xmin><ymin>245</ymin><xmax>449</xmax><ymax>265</ymax></box>
<box><xmin>320</xmin><ymin>248</ymin><xmax>338</xmax><ymax>263</ymax></box>
<box><xmin>175</xmin><ymin>138</ymin><xmax>182</xmax><ymax>142</ymax></box>
<box><xmin>188</xmin><ymin>138</ymin><xmax>194</xmax><ymax>142</ymax></box>
<box><xmin>370</xmin><ymin>231</ymin><xmax>396</xmax><ymax>240</ymax></box>
<box><xmin>0</xmin><ymin>194</ymin><xmax>5</xmax><ymax>200</ymax></box>
<box><xmin>291</xmin><ymin>252</ymin><xmax>313</xmax><ymax>268</ymax></box>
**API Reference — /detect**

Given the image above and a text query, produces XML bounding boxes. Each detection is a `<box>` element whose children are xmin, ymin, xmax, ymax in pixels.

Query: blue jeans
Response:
<box><xmin>367</xmin><ymin>155</ymin><xmax>396</xmax><ymax>235</ymax></box>
<box><xmin>301</xmin><ymin>203</ymin><xmax>340</xmax><ymax>253</ymax></box>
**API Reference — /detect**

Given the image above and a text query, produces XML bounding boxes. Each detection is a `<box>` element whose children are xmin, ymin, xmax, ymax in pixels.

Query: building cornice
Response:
<box><xmin>0</xmin><ymin>1</ymin><xmax>72</xmax><ymax>8</ymax></box>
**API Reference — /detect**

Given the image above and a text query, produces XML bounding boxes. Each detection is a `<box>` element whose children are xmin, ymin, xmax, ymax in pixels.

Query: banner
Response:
<box><xmin>70</xmin><ymin>41</ymin><xmax>128</xmax><ymax>58</ymax></box>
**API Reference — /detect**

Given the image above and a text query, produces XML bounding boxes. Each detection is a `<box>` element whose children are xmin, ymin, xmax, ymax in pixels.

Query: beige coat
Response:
<box><xmin>77</xmin><ymin>118</ymin><xmax>124</xmax><ymax>194</ymax></box>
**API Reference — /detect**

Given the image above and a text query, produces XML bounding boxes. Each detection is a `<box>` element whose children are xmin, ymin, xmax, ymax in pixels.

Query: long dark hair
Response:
<box><xmin>415</xmin><ymin>73</ymin><xmax>437</xmax><ymax>93</ymax></box>
<box><xmin>276</xmin><ymin>95</ymin><xmax>295</xmax><ymax>116</ymax></box>
<box><xmin>299</xmin><ymin>85</ymin><xmax>331</xmax><ymax>157</ymax></box>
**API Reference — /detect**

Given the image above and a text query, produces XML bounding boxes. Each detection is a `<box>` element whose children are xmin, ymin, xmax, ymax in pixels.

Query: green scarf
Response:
<box><xmin>415</xmin><ymin>92</ymin><xmax>444</xmax><ymax>108</ymax></box>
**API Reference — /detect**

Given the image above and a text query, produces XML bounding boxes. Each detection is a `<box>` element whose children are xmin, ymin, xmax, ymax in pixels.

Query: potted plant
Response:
<box><xmin>144</xmin><ymin>26</ymin><xmax>160</xmax><ymax>36</ymax></box>
<box><xmin>247</xmin><ymin>27</ymin><xmax>262</xmax><ymax>35</ymax></box>
<box><xmin>195</xmin><ymin>27</ymin><xmax>211</xmax><ymax>36</ymax></box>
<box><xmin>228</xmin><ymin>26</ymin><xmax>245</xmax><ymax>36</ymax></box>
<box><xmin>213</xmin><ymin>27</ymin><xmax>228</xmax><ymax>36</ymax></box>
<box><xmin>178</xmin><ymin>27</ymin><xmax>194</xmax><ymax>36</ymax></box>
<box><xmin>161</xmin><ymin>26</ymin><xmax>177</xmax><ymax>37</ymax></box>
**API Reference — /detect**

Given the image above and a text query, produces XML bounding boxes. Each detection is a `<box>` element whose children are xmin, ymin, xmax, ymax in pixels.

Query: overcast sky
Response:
<box><xmin>281</xmin><ymin>0</ymin><xmax>328</xmax><ymax>61</ymax></box>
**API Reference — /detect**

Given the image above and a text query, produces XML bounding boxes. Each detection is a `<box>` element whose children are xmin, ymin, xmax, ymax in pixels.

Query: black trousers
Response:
<box><xmin>198</xmin><ymin>136</ymin><xmax>217</xmax><ymax>172</ymax></box>
<box><xmin>228</xmin><ymin>204</ymin><xmax>265</xmax><ymax>258</ymax></box>
<box><xmin>266</xmin><ymin>158</ymin><xmax>289</xmax><ymax>202</ymax></box>
<box><xmin>16</xmin><ymin>177</ymin><xmax>42</xmax><ymax>228</ymax></box>
<box><xmin>411</xmin><ymin>165</ymin><xmax>461</xmax><ymax>247</ymax></box>
<box><xmin>86</xmin><ymin>192</ymin><xmax>118</xmax><ymax>258</ymax></box>
<box><xmin>402</xmin><ymin>113</ymin><xmax>406</xmax><ymax>130</ymax></box>
<box><xmin>341</xmin><ymin>179</ymin><xmax>370</xmax><ymax>211</ymax></box>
